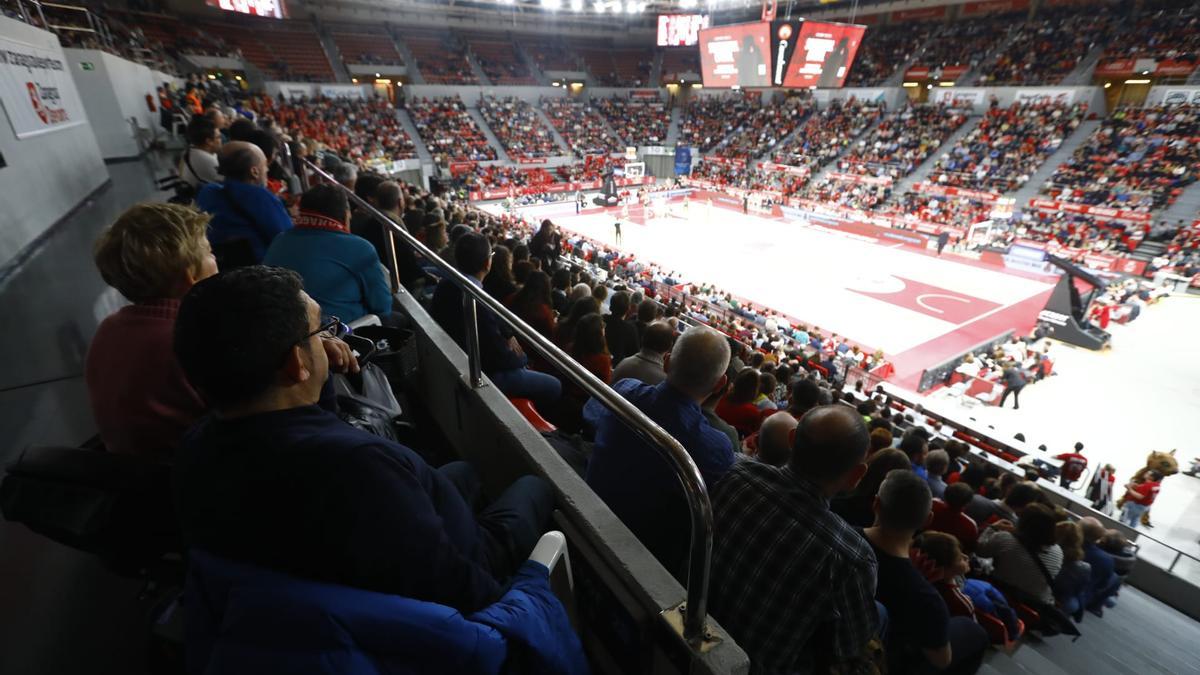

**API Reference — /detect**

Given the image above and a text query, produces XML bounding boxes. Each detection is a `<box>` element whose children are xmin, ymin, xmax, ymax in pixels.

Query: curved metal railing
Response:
<box><xmin>302</xmin><ymin>159</ymin><xmax>715</xmax><ymax>642</ymax></box>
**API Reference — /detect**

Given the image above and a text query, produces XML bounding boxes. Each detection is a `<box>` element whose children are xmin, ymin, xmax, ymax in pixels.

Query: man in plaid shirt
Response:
<box><xmin>708</xmin><ymin>406</ymin><xmax>880</xmax><ymax>674</ymax></box>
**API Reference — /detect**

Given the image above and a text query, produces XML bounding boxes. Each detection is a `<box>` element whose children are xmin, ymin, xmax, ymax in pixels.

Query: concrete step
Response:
<box><xmin>666</xmin><ymin>105</ymin><xmax>681</xmax><ymax>145</ymax></box>
<box><xmin>389</xmin><ymin>31</ymin><xmax>424</xmax><ymax>84</ymax></box>
<box><xmin>1062</xmin><ymin>43</ymin><xmax>1105</xmax><ymax>86</ymax></box>
<box><xmin>396</xmin><ymin>108</ymin><xmax>433</xmax><ymax>165</ymax></box>
<box><xmin>1155</xmin><ymin>179</ymin><xmax>1200</xmax><ymax>226</ymax></box>
<box><xmin>533</xmin><ymin>106</ymin><xmax>572</xmax><ymax>156</ymax></box>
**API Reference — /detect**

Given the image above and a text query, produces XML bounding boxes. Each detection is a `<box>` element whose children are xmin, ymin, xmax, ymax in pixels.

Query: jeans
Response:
<box><xmin>489</xmin><ymin>367</ymin><xmax>563</xmax><ymax>413</ymax></box>
<box><xmin>1120</xmin><ymin>501</ymin><xmax>1149</xmax><ymax>528</ymax></box>
<box><xmin>1087</xmin><ymin>572</ymin><xmax>1122</xmax><ymax>611</ymax></box>
<box><xmin>999</xmin><ymin>384</ymin><xmax>1023</xmax><ymax>409</ymax></box>
<box><xmin>438</xmin><ymin>461</ymin><xmax>556</xmax><ymax>580</ymax></box>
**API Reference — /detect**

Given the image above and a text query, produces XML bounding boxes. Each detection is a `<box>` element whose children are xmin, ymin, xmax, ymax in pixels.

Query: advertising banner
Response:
<box><xmin>827</xmin><ymin>171</ymin><xmax>892</xmax><ymax>186</ymax></box>
<box><xmin>931</xmin><ymin>88</ymin><xmax>983</xmax><ymax>107</ymax></box>
<box><xmin>674</xmin><ymin>145</ymin><xmax>692</xmax><ymax>175</ymax></box>
<box><xmin>698</xmin><ymin>21</ymin><xmax>772</xmax><ymax>87</ymax></box>
<box><xmin>778</xmin><ymin>21</ymin><xmax>866</xmax><ymax>88</ymax></box>
<box><xmin>1028</xmin><ymin>198</ymin><xmax>1152</xmax><ymax>224</ymax></box>
<box><xmin>961</xmin><ymin>0</ymin><xmax>1030</xmax><ymax>16</ymax></box>
<box><xmin>1162</xmin><ymin>89</ymin><xmax>1200</xmax><ymax>106</ymax></box>
<box><xmin>1014</xmin><ymin>89</ymin><xmax>1075</xmax><ymax>105</ymax></box>
<box><xmin>912</xmin><ymin>181</ymin><xmax>1002</xmax><ymax>204</ymax></box>
<box><xmin>892</xmin><ymin>6</ymin><xmax>947</xmax><ymax>21</ymax></box>
<box><xmin>0</xmin><ymin>34</ymin><xmax>88</xmax><ymax>139</ymax></box>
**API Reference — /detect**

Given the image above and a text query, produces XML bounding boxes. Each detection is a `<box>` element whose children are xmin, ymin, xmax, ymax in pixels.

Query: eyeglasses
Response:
<box><xmin>302</xmin><ymin>316</ymin><xmax>341</xmax><ymax>342</ymax></box>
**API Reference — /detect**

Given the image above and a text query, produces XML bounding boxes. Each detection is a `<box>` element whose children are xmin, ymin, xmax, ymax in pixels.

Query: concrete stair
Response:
<box><xmin>755</xmin><ymin>108</ymin><xmax>815</xmax><ymax>162</ymax></box>
<box><xmin>396</xmin><ymin>108</ymin><xmax>433</xmax><ymax>165</ymax></box>
<box><xmin>389</xmin><ymin>32</ymin><xmax>424</xmax><ymax>84</ymax></box>
<box><xmin>313</xmin><ymin>17</ymin><xmax>352</xmax><ymax>83</ymax></box>
<box><xmin>960</xmin><ymin>24</ymin><xmax>1023</xmax><ymax>85</ymax></box>
<box><xmin>466</xmin><ymin>107</ymin><xmax>510</xmax><ymax>163</ymax></box>
<box><xmin>666</xmin><ymin>105</ymin><xmax>681</xmax><ymax>145</ymax></box>
<box><xmin>533</xmin><ymin>106</ymin><xmax>572</xmax><ymax>155</ymax></box>
<box><xmin>514</xmin><ymin>41</ymin><xmax>549</xmax><ymax>85</ymax></box>
<box><xmin>465</xmin><ymin>48</ymin><xmax>490</xmax><ymax>86</ymax></box>
<box><xmin>810</xmin><ymin>113</ymin><xmax>890</xmax><ymax>185</ymax></box>
<box><xmin>1155</xmin><ymin>178</ymin><xmax>1200</xmax><ymax>226</ymax></box>
<box><xmin>1061</xmin><ymin>44</ymin><xmax>1106</xmax><ymax>86</ymax></box>
<box><xmin>650</xmin><ymin>50</ymin><xmax>663</xmax><ymax>87</ymax></box>
<box><xmin>1011</xmin><ymin>118</ymin><xmax>1100</xmax><ymax>206</ymax></box>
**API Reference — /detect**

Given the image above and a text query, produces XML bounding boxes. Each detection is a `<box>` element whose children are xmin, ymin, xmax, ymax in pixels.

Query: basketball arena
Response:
<box><xmin>1</xmin><ymin>0</ymin><xmax>1199</xmax><ymax>673</ymax></box>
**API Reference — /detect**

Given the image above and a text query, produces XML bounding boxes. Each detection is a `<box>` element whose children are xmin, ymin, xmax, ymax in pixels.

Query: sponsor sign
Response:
<box><xmin>1028</xmin><ymin>198</ymin><xmax>1152</xmax><ymax>224</ymax></box>
<box><xmin>891</xmin><ymin>6</ymin><xmax>947</xmax><ymax>21</ymax></box>
<box><xmin>1163</xmin><ymin>89</ymin><xmax>1200</xmax><ymax>106</ymax></box>
<box><xmin>0</xmin><ymin>35</ymin><xmax>88</xmax><ymax>139</ymax></box>
<box><xmin>961</xmin><ymin>0</ymin><xmax>1030</xmax><ymax>16</ymax></box>
<box><xmin>1014</xmin><ymin>89</ymin><xmax>1075</xmax><ymax>105</ymax></box>
<box><xmin>931</xmin><ymin>88</ymin><xmax>983</xmax><ymax>107</ymax></box>
<box><xmin>912</xmin><ymin>181</ymin><xmax>1002</xmax><ymax>205</ymax></box>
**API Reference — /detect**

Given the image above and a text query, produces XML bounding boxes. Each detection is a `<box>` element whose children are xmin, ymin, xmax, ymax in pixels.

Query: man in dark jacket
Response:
<box><xmin>173</xmin><ymin>266</ymin><xmax>553</xmax><ymax>614</ymax></box>
<box><xmin>999</xmin><ymin>362</ymin><xmax>1026</xmax><ymax>409</ymax></box>
<box><xmin>431</xmin><ymin>233</ymin><xmax>562</xmax><ymax>410</ymax></box>
<box><xmin>604</xmin><ymin>291</ymin><xmax>641</xmax><ymax>365</ymax></box>
<box><xmin>195</xmin><ymin>142</ymin><xmax>292</xmax><ymax>267</ymax></box>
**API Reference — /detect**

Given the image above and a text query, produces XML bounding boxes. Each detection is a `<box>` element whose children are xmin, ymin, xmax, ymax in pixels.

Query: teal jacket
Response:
<box><xmin>264</xmin><ymin>228</ymin><xmax>392</xmax><ymax>322</ymax></box>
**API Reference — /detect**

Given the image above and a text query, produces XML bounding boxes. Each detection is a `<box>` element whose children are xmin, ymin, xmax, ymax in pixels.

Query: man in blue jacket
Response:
<box><xmin>264</xmin><ymin>184</ymin><xmax>393</xmax><ymax>323</ymax></box>
<box><xmin>173</xmin><ymin>266</ymin><xmax>554</xmax><ymax>613</ymax></box>
<box><xmin>430</xmin><ymin>232</ymin><xmax>562</xmax><ymax>410</ymax></box>
<box><xmin>196</xmin><ymin>141</ymin><xmax>292</xmax><ymax>266</ymax></box>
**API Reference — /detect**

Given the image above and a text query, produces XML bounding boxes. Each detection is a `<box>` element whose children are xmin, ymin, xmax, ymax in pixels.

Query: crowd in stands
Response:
<box><xmin>594</xmin><ymin>96</ymin><xmax>671</xmax><ymax>146</ymax></box>
<box><xmin>710</xmin><ymin>95</ymin><xmax>812</xmax><ymax>161</ymax></box>
<box><xmin>246</xmin><ymin>95</ymin><xmax>416</xmax><ymax>164</ymax></box>
<box><xmin>477</xmin><ymin>96</ymin><xmax>559</xmax><ymax>160</ymax></box>
<box><xmin>929</xmin><ymin>101</ymin><xmax>1086</xmax><ymax>193</ymax></box>
<box><xmin>541</xmin><ymin>97</ymin><xmax>624</xmax><ymax>157</ymax></box>
<box><xmin>912</xmin><ymin>13</ymin><xmax>1021</xmax><ymax>74</ymax></box>
<box><xmin>771</xmin><ymin>98</ymin><xmax>885</xmax><ymax>175</ymax></box>
<box><xmin>796</xmin><ymin>176</ymin><xmax>893</xmax><ymax>211</ymax></box>
<box><xmin>837</xmin><ymin>104</ymin><xmax>970</xmax><ymax>179</ymax></box>
<box><xmin>555</xmin><ymin>154</ymin><xmax>619</xmax><ymax>183</ymax></box>
<box><xmin>453</xmin><ymin>165</ymin><xmax>556</xmax><ymax>193</ymax></box>
<box><xmin>407</xmin><ymin>96</ymin><xmax>497</xmax><ymax>168</ymax></box>
<box><xmin>887</xmin><ymin>190</ymin><xmax>993</xmax><ymax>230</ymax></box>
<box><xmin>407</xmin><ymin>33</ymin><xmax>477</xmax><ymax>84</ymax></box>
<box><xmin>470</xmin><ymin>39</ymin><xmax>536</xmax><ymax>85</ymax></box>
<box><xmin>846</xmin><ymin>21</ymin><xmax>938</xmax><ymax>86</ymax></box>
<box><xmin>973</xmin><ymin>12</ymin><xmax>1115</xmax><ymax>85</ymax></box>
<box><xmin>1041</xmin><ymin>105</ymin><xmax>1200</xmax><ymax>213</ymax></box>
<box><xmin>1102</xmin><ymin>0</ymin><xmax>1200</xmax><ymax>64</ymax></box>
<box><xmin>679</xmin><ymin>94</ymin><xmax>760</xmax><ymax>152</ymax></box>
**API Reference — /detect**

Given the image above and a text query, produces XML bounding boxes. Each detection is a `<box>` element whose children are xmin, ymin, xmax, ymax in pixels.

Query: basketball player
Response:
<box><xmin>621</xmin><ymin>201</ymin><xmax>630</xmax><ymax>221</ymax></box>
<box><xmin>613</xmin><ymin>219</ymin><xmax>623</xmax><ymax>245</ymax></box>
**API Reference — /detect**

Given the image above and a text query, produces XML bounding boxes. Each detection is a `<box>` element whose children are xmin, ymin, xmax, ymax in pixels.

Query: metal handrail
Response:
<box><xmin>302</xmin><ymin>158</ymin><xmax>715</xmax><ymax>643</ymax></box>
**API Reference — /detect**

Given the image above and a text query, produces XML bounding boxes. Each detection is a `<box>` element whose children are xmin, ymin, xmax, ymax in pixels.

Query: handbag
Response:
<box><xmin>1023</xmin><ymin>542</ymin><xmax>1082</xmax><ymax>639</ymax></box>
<box><xmin>332</xmin><ymin>363</ymin><xmax>406</xmax><ymax>442</ymax></box>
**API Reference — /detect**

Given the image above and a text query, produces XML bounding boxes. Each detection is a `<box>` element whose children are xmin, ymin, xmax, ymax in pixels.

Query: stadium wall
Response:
<box><xmin>403</xmin><ymin>84</ymin><xmax>570</xmax><ymax>105</ymax></box>
<box><xmin>928</xmin><ymin>85</ymin><xmax>1106</xmax><ymax>113</ymax></box>
<box><xmin>63</xmin><ymin>49</ymin><xmax>165</xmax><ymax>159</ymax></box>
<box><xmin>0</xmin><ymin>17</ymin><xmax>107</xmax><ymax>272</ymax></box>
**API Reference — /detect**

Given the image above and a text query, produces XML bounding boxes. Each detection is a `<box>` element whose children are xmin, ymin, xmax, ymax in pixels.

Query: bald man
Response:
<box><xmin>707</xmin><ymin>406</ymin><xmax>879</xmax><ymax>674</ymax></box>
<box><xmin>756</xmin><ymin>410</ymin><xmax>797</xmax><ymax>467</ymax></box>
<box><xmin>584</xmin><ymin>325</ymin><xmax>734</xmax><ymax>580</ymax></box>
<box><xmin>196</xmin><ymin>141</ymin><xmax>293</xmax><ymax>266</ymax></box>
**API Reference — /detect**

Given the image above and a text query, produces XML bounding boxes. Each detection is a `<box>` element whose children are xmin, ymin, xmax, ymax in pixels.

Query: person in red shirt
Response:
<box><xmin>1119</xmin><ymin>470</ymin><xmax>1162</xmax><ymax>529</ymax></box>
<box><xmin>928</xmin><ymin>482</ymin><xmax>981</xmax><ymax>552</ymax></box>
<box><xmin>716</xmin><ymin>368</ymin><xmax>768</xmax><ymax>438</ymax></box>
<box><xmin>1054</xmin><ymin>442</ymin><xmax>1088</xmax><ymax>488</ymax></box>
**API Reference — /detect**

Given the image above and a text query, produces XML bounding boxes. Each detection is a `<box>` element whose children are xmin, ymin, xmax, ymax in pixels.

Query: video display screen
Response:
<box><xmin>699</xmin><ymin>19</ymin><xmax>865</xmax><ymax>88</ymax></box>
<box><xmin>697</xmin><ymin>21</ymin><xmax>771</xmax><ymax>88</ymax></box>
<box><xmin>207</xmin><ymin>0</ymin><xmax>286</xmax><ymax>20</ymax></box>
<box><xmin>657</xmin><ymin>14</ymin><xmax>711</xmax><ymax>47</ymax></box>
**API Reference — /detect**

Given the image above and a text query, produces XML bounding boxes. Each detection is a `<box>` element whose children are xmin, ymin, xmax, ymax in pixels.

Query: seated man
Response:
<box><xmin>584</xmin><ymin>326</ymin><xmax>734</xmax><ymax>579</ymax></box>
<box><xmin>603</xmin><ymin>291</ymin><xmax>641</xmax><ymax>365</ymax></box>
<box><xmin>707</xmin><ymin>406</ymin><xmax>878</xmax><ymax>674</ymax></box>
<box><xmin>965</xmin><ymin>480</ymin><xmax>1041</xmax><ymax>527</ymax></box>
<box><xmin>264</xmin><ymin>184</ymin><xmax>393</xmax><ymax>324</ymax></box>
<box><xmin>929</xmin><ymin>482</ymin><xmax>981</xmax><ymax>552</ymax></box>
<box><xmin>754</xmin><ymin>410</ymin><xmax>797</xmax><ymax>467</ymax></box>
<box><xmin>179</xmin><ymin>115</ymin><xmax>222</xmax><ymax>189</ymax></box>
<box><xmin>865</xmin><ymin>470</ymin><xmax>988</xmax><ymax>675</ymax></box>
<box><xmin>431</xmin><ymin>232</ymin><xmax>562</xmax><ymax>410</ymax></box>
<box><xmin>173</xmin><ymin>266</ymin><xmax>554</xmax><ymax>613</ymax></box>
<box><xmin>86</xmin><ymin>203</ymin><xmax>216</xmax><ymax>457</ymax></box>
<box><xmin>611</xmin><ymin>320</ymin><xmax>673</xmax><ymax>385</ymax></box>
<box><xmin>196</xmin><ymin>141</ymin><xmax>293</xmax><ymax>267</ymax></box>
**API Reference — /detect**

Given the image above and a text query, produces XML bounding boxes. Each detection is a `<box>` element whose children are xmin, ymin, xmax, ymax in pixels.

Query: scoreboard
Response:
<box><xmin>657</xmin><ymin>14</ymin><xmax>711</xmax><ymax>47</ymax></box>
<box><xmin>698</xmin><ymin>19</ymin><xmax>866</xmax><ymax>88</ymax></box>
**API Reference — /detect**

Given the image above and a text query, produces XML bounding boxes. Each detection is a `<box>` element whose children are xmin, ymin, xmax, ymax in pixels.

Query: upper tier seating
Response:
<box><xmin>328</xmin><ymin>23</ymin><xmax>404</xmax><ymax>66</ymax></box>
<box><xmin>199</xmin><ymin>18</ymin><xmax>334</xmax><ymax>82</ymax></box>
<box><xmin>909</xmin><ymin>13</ymin><xmax>1022</xmax><ymax>76</ymax></box>
<box><xmin>1102</xmin><ymin>0</ymin><xmax>1200</xmax><ymax>65</ymax></box>
<box><xmin>580</xmin><ymin>47</ymin><xmax>652</xmax><ymax>87</ymax></box>
<box><xmin>404</xmin><ymin>33</ymin><xmax>478</xmax><ymax>84</ymax></box>
<box><xmin>973</xmin><ymin>11</ymin><xmax>1116</xmax><ymax>85</ymax></box>
<box><xmin>660</xmin><ymin>49</ymin><xmax>700</xmax><ymax>83</ymax></box>
<box><xmin>248</xmin><ymin>95</ymin><xmax>416</xmax><ymax>162</ymax></box>
<box><xmin>523</xmin><ymin>38</ymin><xmax>582</xmax><ymax>72</ymax></box>
<box><xmin>846</xmin><ymin>21</ymin><xmax>939</xmax><ymax>86</ymax></box>
<box><xmin>468</xmin><ymin>37</ymin><xmax>536</xmax><ymax>85</ymax></box>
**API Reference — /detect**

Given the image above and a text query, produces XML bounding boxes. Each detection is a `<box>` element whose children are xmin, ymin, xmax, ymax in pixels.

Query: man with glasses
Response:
<box><xmin>173</xmin><ymin>266</ymin><xmax>554</xmax><ymax>612</ymax></box>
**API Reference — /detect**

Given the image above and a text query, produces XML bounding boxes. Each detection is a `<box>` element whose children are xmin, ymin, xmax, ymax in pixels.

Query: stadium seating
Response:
<box><xmin>467</xmin><ymin>36</ymin><xmax>537</xmax><ymax>85</ymax></box>
<box><xmin>771</xmin><ymin>98</ymin><xmax>885</xmax><ymax>179</ymax></box>
<box><xmin>846</xmin><ymin>21</ymin><xmax>939</xmax><ymax>86</ymax></box>
<box><xmin>710</xmin><ymin>94</ymin><xmax>813</xmax><ymax>160</ymax></box>
<box><xmin>679</xmin><ymin>94</ymin><xmax>760</xmax><ymax>152</ymax></box>
<box><xmin>404</xmin><ymin>33</ymin><xmax>478</xmax><ymax>84</ymax></box>
<box><xmin>660</xmin><ymin>49</ymin><xmax>700</xmax><ymax>84</ymax></box>
<box><xmin>199</xmin><ymin>18</ymin><xmax>334</xmax><ymax>81</ymax></box>
<box><xmin>1040</xmin><ymin>105</ymin><xmax>1200</xmax><ymax>213</ymax></box>
<box><xmin>540</xmin><ymin>98</ymin><xmax>624</xmax><ymax>157</ymax></box>
<box><xmin>1101</xmin><ymin>0</ymin><xmax>1200</xmax><ymax>65</ymax></box>
<box><xmin>477</xmin><ymin>96</ymin><xmax>559</xmax><ymax>160</ymax></box>
<box><xmin>523</xmin><ymin>38</ymin><xmax>582</xmax><ymax>72</ymax></box>
<box><xmin>836</xmin><ymin>104</ymin><xmax>970</xmax><ymax>179</ymax></box>
<box><xmin>327</xmin><ymin>23</ymin><xmax>404</xmax><ymax>66</ymax></box>
<box><xmin>928</xmin><ymin>102</ymin><xmax>1087</xmax><ymax>193</ymax></box>
<box><xmin>908</xmin><ymin>13</ymin><xmax>1021</xmax><ymax>79</ymax></box>
<box><xmin>594</xmin><ymin>96</ymin><xmax>671</xmax><ymax>146</ymax></box>
<box><xmin>580</xmin><ymin>47</ymin><xmax>653</xmax><ymax>87</ymax></box>
<box><xmin>408</xmin><ymin>96</ymin><xmax>497</xmax><ymax>167</ymax></box>
<box><xmin>973</xmin><ymin>11</ymin><xmax>1115</xmax><ymax>85</ymax></box>
<box><xmin>247</xmin><ymin>96</ymin><xmax>416</xmax><ymax>162</ymax></box>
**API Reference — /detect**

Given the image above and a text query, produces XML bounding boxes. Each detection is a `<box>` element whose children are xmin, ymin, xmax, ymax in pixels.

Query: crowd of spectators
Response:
<box><xmin>886</xmin><ymin>190</ymin><xmax>994</xmax><ymax>230</ymax></box>
<box><xmin>846</xmin><ymin>21</ymin><xmax>939</xmax><ymax>86</ymax></box>
<box><xmin>408</xmin><ymin>34</ymin><xmax>478</xmax><ymax>84</ymax></box>
<box><xmin>1102</xmin><ymin>0</ymin><xmax>1200</xmax><ymax>64</ymax></box>
<box><xmin>928</xmin><ymin>101</ymin><xmax>1086</xmax><ymax>193</ymax></box>
<box><xmin>407</xmin><ymin>96</ymin><xmax>497</xmax><ymax>168</ymax></box>
<box><xmin>837</xmin><ymin>104</ymin><xmax>970</xmax><ymax>179</ymax></box>
<box><xmin>679</xmin><ymin>94</ymin><xmax>760</xmax><ymax>152</ymax></box>
<box><xmin>555</xmin><ymin>154</ymin><xmax>619</xmax><ymax>182</ymax></box>
<box><xmin>973</xmin><ymin>12</ymin><xmax>1116</xmax><ymax>86</ymax></box>
<box><xmin>912</xmin><ymin>13</ymin><xmax>1021</xmax><ymax>74</ymax></box>
<box><xmin>795</xmin><ymin>176</ymin><xmax>894</xmax><ymax>211</ymax></box>
<box><xmin>771</xmin><ymin>98</ymin><xmax>885</xmax><ymax>176</ymax></box>
<box><xmin>453</xmin><ymin>165</ymin><xmax>556</xmax><ymax>193</ymax></box>
<box><xmin>710</xmin><ymin>95</ymin><xmax>813</xmax><ymax>160</ymax></box>
<box><xmin>477</xmin><ymin>96</ymin><xmax>559</xmax><ymax>160</ymax></box>
<box><xmin>594</xmin><ymin>96</ymin><xmax>671</xmax><ymax>146</ymax></box>
<box><xmin>246</xmin><ymin>95</ymin><xmax>417</xmax><ymax>164</ymax></box>
<box><xmin>541</xmin><ymin>97</ymin><xmax>625</xmax><ymax>157</ymax></box>
<box><xmin>1040</xmin><ymin>105</ymin><xmax>1200</xmax><ymax>213</ymax></box>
